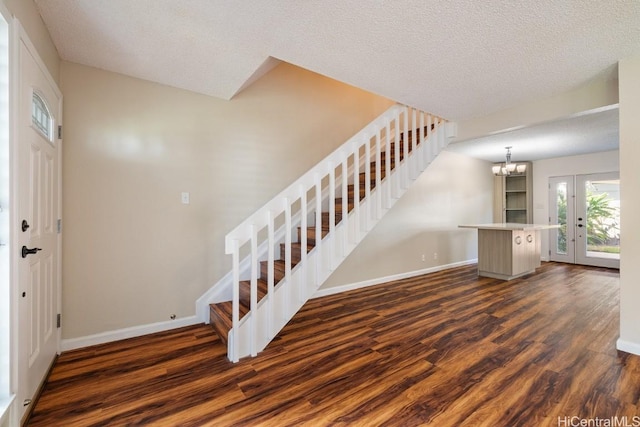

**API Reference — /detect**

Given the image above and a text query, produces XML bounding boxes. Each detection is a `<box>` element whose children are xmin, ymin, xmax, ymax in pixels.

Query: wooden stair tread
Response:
<box><xmin>260</xmin><ymin>258</ymin><xmax>303</xmax><ymax>283</ymax></box>
<box><xmin>300</xmin><ymin>226</ymin><xmax>329</xmax><ymax>246</ymax></box>
<box><xmin>282</xmin><ymin>241</ymin><xmax>315</xmax><ymax>251</ymax></box>
<box><xmin>282</xmin><ymin>242</ymin><xmax>314</xmax><ymax>263</ymax></box>
<box><xmin>209</xmin><ymin>301</ymin><xmax>249</xmax><ymax>345</ymax></box>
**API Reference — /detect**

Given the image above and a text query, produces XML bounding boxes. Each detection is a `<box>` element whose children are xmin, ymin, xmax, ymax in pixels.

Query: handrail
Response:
<box><xmin>225</xmin><ymin>104</ymin><xmax>404</xmax><ymax>252</ymax></box>
<box><xmin>223</xmin><ymin>103</ymin><xmax>449</xmax><ymax>361</ymax></box>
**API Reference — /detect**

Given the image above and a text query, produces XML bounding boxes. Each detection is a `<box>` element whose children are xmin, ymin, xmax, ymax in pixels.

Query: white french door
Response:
<box><xmin>549</xmin><ymin>176</ymin><xmax>575</xmax><ymax>264</ymax></box>
<box><xmin>16</xmin><ymin>26</ymin><xmax>62</xmax><ymax>420</ymax></box>
<box><xmin>575</xmin><ymin>173</ymin><xmax>620</xmax><ymax>268</ymax></box>
<box><xmin>549</xmin><ymin>173</ymin><xmax>620</xmax><ymax>269</ymax></box>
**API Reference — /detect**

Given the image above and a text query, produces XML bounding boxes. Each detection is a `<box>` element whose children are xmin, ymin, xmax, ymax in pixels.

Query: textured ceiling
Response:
<box><xmin>34</xmin><ymin>0</ymin><xmax>640</xmax><ymax>121</ymax></box>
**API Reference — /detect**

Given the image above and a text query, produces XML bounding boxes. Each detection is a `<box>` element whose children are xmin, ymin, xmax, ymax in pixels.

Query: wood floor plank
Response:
<box><xmin>27</xmin><ymin>263</ymin><xmax>640</xmax><ymax>426</ymax></box>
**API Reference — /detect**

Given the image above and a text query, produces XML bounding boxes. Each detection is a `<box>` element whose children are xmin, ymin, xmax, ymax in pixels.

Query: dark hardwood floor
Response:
<box><xmin>28</xmin><ymin>262</ymin><xmax>639</xmax><ymax>426</ymax></box>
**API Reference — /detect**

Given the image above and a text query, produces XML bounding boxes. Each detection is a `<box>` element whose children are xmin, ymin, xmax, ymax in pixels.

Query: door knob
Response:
<box><xmin>21</xmin><ymin>246</ymin><xmax>42</xmax><ymax>258</ymax></box>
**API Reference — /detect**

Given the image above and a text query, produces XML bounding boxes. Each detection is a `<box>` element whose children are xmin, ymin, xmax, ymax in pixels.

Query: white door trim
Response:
<box><xmin>0</xmin><ymin>2</ymin><xmax>13</xmax><ymax>424</ymax></box>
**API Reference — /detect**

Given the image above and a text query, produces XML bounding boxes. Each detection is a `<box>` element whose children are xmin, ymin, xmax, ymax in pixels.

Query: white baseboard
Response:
<box><xmin>60</xmin><ymin>315</ymin><xmax>201</xmax><ymax>352</ymax></box>
<box><xmin>313</xmin><ymin>259</ymin><xmax>478</xmax><ymax>298</ymax></box>
<box><xmin>616</xmin><ymin>338</ymin><xmax>640</xmax><ymax>356</ymax></box>
<box><xmin>63</xmin><ymin>260</ymin><xmax>478</xmax><ymax>351</ymax></box>
<box><xmin>66</xmin><ymin>257</ymin><xmax>621</xmax><ymax>354</ymax></box>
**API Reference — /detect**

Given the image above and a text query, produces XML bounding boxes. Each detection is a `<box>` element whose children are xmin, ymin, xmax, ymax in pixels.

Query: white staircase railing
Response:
<box><xmin>224</xmin><ymin>103</ymin><xmax>454</xmax><ymax>362</ymax></box>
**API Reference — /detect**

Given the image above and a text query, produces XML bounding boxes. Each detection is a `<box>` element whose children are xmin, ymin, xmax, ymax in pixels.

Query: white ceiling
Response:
<box><xmin>446</xmin><ymin>106</ymin><xmax>620</xmax><ymax>162</ymax></box>
<box><xmin>34</xmin><ymin>0</ymin><xmax>640</xmax><ymax>122</ymax></box>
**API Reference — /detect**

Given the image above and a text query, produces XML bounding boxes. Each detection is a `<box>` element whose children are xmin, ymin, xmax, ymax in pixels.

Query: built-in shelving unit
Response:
<box><xmin>493</xmin><ymin>162</ymin><xmax>533</xmax><ymax>224</ymax></box>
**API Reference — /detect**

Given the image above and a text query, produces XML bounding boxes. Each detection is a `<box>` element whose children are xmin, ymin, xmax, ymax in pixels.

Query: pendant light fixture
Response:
<box><xmin>492</xmin><ymin>146</ymin><xmax>527</xmax><ymax>176</ymax></box>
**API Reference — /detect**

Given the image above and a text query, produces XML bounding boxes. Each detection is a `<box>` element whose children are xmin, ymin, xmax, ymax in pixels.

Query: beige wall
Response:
<box><xmin>60</xmin><ymin>61</ymin><xmax>393</xmax><ymax>339</ymax></box>
<box><xmin>1</xmin><ymin>0</ymin><xmax>59</xmax><ymax>82</ymax></box>
<box><xmin>618</xmin><ymin>57</ymin><xmax>640</xmax><ymax>352</ymax></box>
<box><xmin>321</xmin><ymin>150</ymin><xmax>493</xmax><ymax>288</ymax></box>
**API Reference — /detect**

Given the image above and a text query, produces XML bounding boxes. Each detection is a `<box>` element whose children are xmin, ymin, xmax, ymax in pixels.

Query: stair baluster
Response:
<box><xmin>394</xmin><ymin>111</ymin><xmax>401</xmax><ymax>198</ymax></box>
<box><xmin>375</xmin><ymin>129</ymin><xmax>382</xmax><ymax>220</ymax></box>
<box><xmin>250</xmin><ymin>224</ymin><xmax>258</xmax><ymax>357</ymax></box>
<box><xmin>299</xmin><ymin>184</ymin><xmax>308</xmax><ymax>305</ymax></box>
<box><xmin>385</xmin><ymin>120</ymin><xmax>392</xmax><ymax>209</ymax></box>
<box><xmin>208</xmin><ymin>104</ymin><xmax>454</xmax><ymax>362</ymax></box>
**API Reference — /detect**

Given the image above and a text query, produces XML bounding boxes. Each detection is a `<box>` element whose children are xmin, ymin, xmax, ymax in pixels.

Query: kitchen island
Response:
<box><xmin>459</xmin><ymin>223</ymin><xmax>559</xmax><ymax>280</ymax></box>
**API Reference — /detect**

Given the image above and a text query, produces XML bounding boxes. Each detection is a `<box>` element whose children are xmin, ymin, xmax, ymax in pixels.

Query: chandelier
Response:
<box><xmin>492</xmin><ymin>146</ymin><xmax>527</xmax><ymax>176</ymax></box>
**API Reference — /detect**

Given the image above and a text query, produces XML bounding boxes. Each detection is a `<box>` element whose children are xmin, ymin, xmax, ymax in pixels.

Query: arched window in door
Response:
<box><xmin>32</xmin><ymin>90</ymin><xmax>53</xmax><ymax>142</ymax></box>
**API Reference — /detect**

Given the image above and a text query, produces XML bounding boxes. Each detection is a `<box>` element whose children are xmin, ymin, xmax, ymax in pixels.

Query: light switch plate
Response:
<box><xmin>181</xmin><ymin>192</ymin><xmax>190</xmax><ymax>204</ymax></box>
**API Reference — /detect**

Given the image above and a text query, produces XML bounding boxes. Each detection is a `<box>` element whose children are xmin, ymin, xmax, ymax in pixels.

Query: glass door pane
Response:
<box><xmin>549</xmin><ymin>176</ymin><xmax>575</xmax><ymax>263</ymax></box>
<box><xmin>576</xmin><ymin>172</ymin><xmax>620</xmax><ymax>269</ymax></box>
<box><xmin>555</xmin><ymin>182</ymin><xmax>568</xmax><ymax>254</ymax></box>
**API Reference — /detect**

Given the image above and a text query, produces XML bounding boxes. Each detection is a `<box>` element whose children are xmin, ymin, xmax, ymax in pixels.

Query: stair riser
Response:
<box><xmin>347</xmin><ymin>186</ymin><xmax>367</xmax><ymax>198</ymax></box>
<box><xmin>380</xmin><ymin>155</ymin><xmax>402</xmax><ymax>167</ymax></box>
<box><xmin>260</xmin><ymin>261</ymin><xmax>289</xmax><ymax>283</ymax></box>
<box><xmin>299</xmin><ymin>227</ymin><xmax>329</xmax><ymax>246</ymax></box>
<box><xmin>280</xmin><ymin>243</ymin><xmax>314</xmax><ymax>264</ymax></box>
<box><xmin>359</xmin><ymin>174</ymin><xmax>384</xmax><ymax>185</ymax></box>
<box><xmin>322</xmin><ymin>212</ymin><xmax>343</xmax><ymax>228</ymax></box>
<box><xmin>209</xmin><ymin>302</ymin><xmax>249</xmax><ymax>345</ymax></box>
<box><xmin>372</xmin><ymin>159</ymin><xmax>398</xmax><ymax>168</ymax></box>
<box><xmin>239</xmin><ymin>280</ymin><xmax>268</xmax><ymax>308</ymax></box>
<box><xmin>334</xmin><ymin>199</ymin><xmax>355</xmax><ymax>212</ymax></box>
<box><xmin>335</xmin><ymin>204</ymin><xmax>355</xmax><ymax>214</ymax></box>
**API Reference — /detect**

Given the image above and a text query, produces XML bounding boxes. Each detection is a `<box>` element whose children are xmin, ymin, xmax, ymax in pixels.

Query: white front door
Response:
<box><xmin>549</xmin><ymin>173</ymin><xmax>620</xmax><ymax>269</ymax></box>
<box><xmin>16</xmin><ymin>31</ymin><xmax>62</xmax><ymax>419</ymax></box>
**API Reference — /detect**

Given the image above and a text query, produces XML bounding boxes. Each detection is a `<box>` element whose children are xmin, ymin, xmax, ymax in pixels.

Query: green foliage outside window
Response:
<box><xmin>557</xmin><ymin>190</ymin><xmax>567</xmax><ymax>253</ymax></box>
<box><xmin>556</xmin><ymin>190</ymin><xmax>619</xmax><ymax>254</ymax></box>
